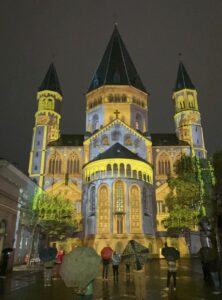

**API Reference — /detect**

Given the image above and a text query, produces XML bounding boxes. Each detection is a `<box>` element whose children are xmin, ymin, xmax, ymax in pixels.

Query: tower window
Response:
<box><xmin>122</xmin><ymin>94</ymin><xmax>127</xmax><ymax>102</ymax></box>
<box><xmin>157</xmin><ymin>153</ymin><xmax>171</xmax><ymax>175</ymax></box>
<box><xmin>36</xmin><ymin>152</ymin><xmax>39</xmax><ymax>157</ymax></box>
<box><xmin>48</xmin><ymin>152</ymin><xmax>62</xmax><ymax>175</ymax></box>
<box><xmin>92</xmin><ymin>114</ymin><xmax>99</xmax><ymax>132</ymax></box>
<box><xmin>67</xmin><ymin>152</ymin><xmax>80</xmax><ymax>175</ymax></box>
<box><xmin>108</xmin><ymin>94</ymin><xmax>113</xmax><ymax>102</ymax></box>
<box><xmin>34</xmin><ymin>166</ymin><xmax>38</xmax><ymax>170</ymax></box>
<box><xmin>135</xmin><ymin>113</ymin><xmax>143</xmax><ymax>131</ymax></box>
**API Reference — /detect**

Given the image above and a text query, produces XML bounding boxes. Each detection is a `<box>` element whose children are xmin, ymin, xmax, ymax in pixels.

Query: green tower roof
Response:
<box><xmin>38</xmin><ymin>63</ymin><xmax>63</xmax><ymax>95</ymax></box>
<box><xmin>174</xmin><ymin>62</ymin><xmax>195</xmax><ymax>92</ymax></box>
<box><xmin>88</xmin><ymin>25</ymin><xmax>147</xmax><ymax>93</ymax></box>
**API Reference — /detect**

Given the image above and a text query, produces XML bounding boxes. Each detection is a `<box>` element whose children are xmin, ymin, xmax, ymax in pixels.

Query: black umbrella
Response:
<box><xmin>162</xmin><ymin>246</ymin><xmax>180</xmax><ymax>261</ymax></box>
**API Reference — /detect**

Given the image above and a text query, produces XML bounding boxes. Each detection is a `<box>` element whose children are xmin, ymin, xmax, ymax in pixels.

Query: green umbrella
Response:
<box><xmin>60</xmin><ymin>247</ymin><xmax>101</xmax><ymax>288</ymax></box>
<box><xmin>122</xmin><ymin>240</ymin><xmax>149</xmax><ymax>269</ymax></box>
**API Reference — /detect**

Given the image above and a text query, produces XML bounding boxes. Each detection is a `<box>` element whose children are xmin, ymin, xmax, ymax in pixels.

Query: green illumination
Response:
<box><xmin>164</xmin><ymin>155</ymin><xmax>215</xmax><ymax>232</ymax></box>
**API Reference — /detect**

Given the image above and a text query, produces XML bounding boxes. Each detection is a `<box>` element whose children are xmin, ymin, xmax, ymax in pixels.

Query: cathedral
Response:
<box><xmin>28</xmin><ymin>26</ymin><xmax>207</xmax><ymax>255</ymax></box>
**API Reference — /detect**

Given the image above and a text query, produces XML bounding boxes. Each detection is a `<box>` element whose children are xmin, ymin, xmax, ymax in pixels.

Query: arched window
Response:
<box><xmin>90</xmin><ymin>186</ymin><xmax>96</xmax><ymax>213</ymax></box>
<box><xmin>126</xmin><ymin>164</ymin><xmax>131</xmax><ymax>177</ymax></box>
<box><xmin>142</xmin><ymin>187</ymin><xmax>148</xmax><ymax>210</ymax></box>
<box><xmin>135</xmin><ymin>113</ymin><xmax>143</xmax><ymax>131</ymax></box>
<box><xmin>120</xmin><ymin>164</ymin><xmax>125</xmax><ymax>176</ymax></box>
<box><xmin>92</xmin><ymin>114</ymin><xmax>99</xmax><ymax>132</ymax></box>
<box><xmin>129</xmin><ymin>185</ymin><xmax>141</xmax><ymax>233</ymax></box>
<box><xmin>67</xmin><ymin>152</ymin><xmax>80</xmax><ymax>175</ymax></box>
<box><xmin>114</xmin><ymin>181</ymin><xmax>124</xmax><ymax>213</ymax></box>
<box><xmin>132</xmin><ymin>170</ymin><xmax>137</xmax><ymax>178</ymax></box>
<box><xmin>157</xmin><ymin>153</ymin><xmax>171</xmax><ymax>175</ymax></box>
<box><xmin>48</xmin><ymin>152</ymin><xmax>62</xmax><ymax>175</ymax></box>
<box><xmin>101</xmin><ymin>135</ymin><xmax>109</xmax><ymax>145</ymax></box>
<box><xmin>124</xmin><ymin>134</ymin><xmax>133</xmax><ymax>146</ymax></box>
<box><xmin>108</xmin><ymin>94</ymin><xmax>113</xmax><ymax>102</ymax></box>
<box><xmin>113</xmin><ymin>164</ymin><xmax>118</xmax><ymax>176</ymax></box>
<box><xmin>111</xmin><ymin>130</ymin><xmax>121</xmax><ymax>141</ymax></box>
<box><xmin>97</xmin><ymin>185</ymin><xmax>109</xmax><ymax>234</ymax></box>
<box><xmin>106</xmin><ymin>164</ymin><xmax>112</xmax><ymax>177</ymax></box>
<box><xmin>122</xmin><ymin>94</ymin><xmax>127</xmax><ymax>102</ymax></box>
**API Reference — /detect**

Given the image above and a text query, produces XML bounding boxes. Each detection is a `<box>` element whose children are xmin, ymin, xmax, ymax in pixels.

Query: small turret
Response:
<box><xmin>29</xmin><ymin>63</ymin><xmax>63</xmax><ymax>187</ymax></box>
<box><xmin>172</xmin><ymin>62</ymin><xmax>206</xmax><ymax>158</ymax></box>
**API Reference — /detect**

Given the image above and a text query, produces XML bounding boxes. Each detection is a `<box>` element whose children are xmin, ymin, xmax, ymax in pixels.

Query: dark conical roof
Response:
<box><xmin>89</xmin><ymin>142</ymin><xmax>148</xmax><ymax>164</ymax></box>
<box><xmin>38</xmin><ymin>63</ymin><xmax>62</xmax><ymax>95</ymax></box>
<box><xmin>88</xmin><ymin>26</ymin><xmax>147</xmax><ymax>93</ymax></box>
<box><xmin>174</xmin><ymin>62</ymin><xmax>195</xmax><ymax>92</ymax></box>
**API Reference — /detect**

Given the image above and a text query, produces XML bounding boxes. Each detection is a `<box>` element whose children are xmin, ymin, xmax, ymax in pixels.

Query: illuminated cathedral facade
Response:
<box><xmin>28</xmin><ymin>26</ymin><xmax>206</xmax><ymax>254</ymax></box>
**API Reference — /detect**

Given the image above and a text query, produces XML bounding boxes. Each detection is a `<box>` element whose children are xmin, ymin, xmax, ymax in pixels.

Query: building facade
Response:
<box><xmin>0</xmin><ymin>159</ymin><xmax>39</xmax><ymax>268</ymax></box>
<box><xmin>28</xmin><ymin>26</ymin><xmax>206</xmax><ymax>255</ymax></box>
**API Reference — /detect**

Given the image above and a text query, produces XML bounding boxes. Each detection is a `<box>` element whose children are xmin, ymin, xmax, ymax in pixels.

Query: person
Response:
<box><xmin>165</xmin><ymin>259</ymin><xmax>177</xmax><ymax>291</ymax></box>
<box><xmin>73</xmin><ymin>281</ymin><xmax>94</xmax><ymax>300</ymax></box>
<box><xmin>133</xmin><ymin>257</ymin><xmax>146</xmax><ymax>300</ymax></box>
<box><xmin>125</xmin><ymin>261</ymin><xmax>131</xmax><ymax>281</ymax></box>
<box><xmin>198</xmin><ymin>246</ymin><xmax>221</xmax><ymax>294</ymax></box>
<box><xmin>43</xmin><ymin>259</ymin><xmax>54</xmax><ymax>286</ymax></box>
<box><xmin>198</xmin><ymin>247</ymin><xmax>211</xmax><ymax>282</ymax></box>
<box><xmin>111</xmin><ymin>251</ymin><xmax>120</xmax><ymax>282</ymax></box>
<box><xmin>0</xmin><ymin>249</ymin><xmax>12</xmax><ymax>278</ymax></box>
<box><xmin>102</xmin><ymin>257</ymin><xmax>110</xmax><ymax>280</ymax></box>
<box><xmin>161</xmin><ymin>242</ymin><xmax>169</xmax><ymax>257</ymax></box>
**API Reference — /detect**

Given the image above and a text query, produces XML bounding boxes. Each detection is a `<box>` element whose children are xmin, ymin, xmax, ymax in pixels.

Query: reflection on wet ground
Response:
<box><xmin>1</xmin><ymin>259</ymin><xmax>222</xmax><ymax>300</ymax></box>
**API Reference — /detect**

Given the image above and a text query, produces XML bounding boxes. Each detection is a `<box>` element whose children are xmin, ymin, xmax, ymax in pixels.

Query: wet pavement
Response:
<box><xmin>0</xmin><ymin>258</ymin><xmax>221</xmax><ymax>300</ymax></box>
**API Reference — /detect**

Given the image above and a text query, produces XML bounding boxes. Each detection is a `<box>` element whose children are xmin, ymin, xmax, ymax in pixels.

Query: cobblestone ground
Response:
<box><xmin>0</xmin><ymin>258</ymin><xmax>221</xmax><ymax>300</ymax></box>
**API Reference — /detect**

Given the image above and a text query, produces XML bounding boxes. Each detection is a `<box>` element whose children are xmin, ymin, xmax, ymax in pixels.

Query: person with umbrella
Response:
<box><xmin>122</xmin><ymin>240</ymin><xmax>149</xmax><ymax>300</ymax></box>
<box><xmin>39</xmin><ymin>246</ymin><xmax>57</xmax><ymax>287</ymax></box>
<box><xmin>60</xmin><ymin>246</ymin><xmax>100</xmax><ymax>299</ymax></box>
<box><xmin>111</xmin><ymin>251</ymin><xmax>121</xmax><ymax>282</ymax></box>
<box><xmin>100</xmin><ymin>246</ymin><xmax>113</xmax><ymax>280</ymax></box>
<box><xmin>198</xmin><ymin>246</ymin><xmax>221</xmax><ymax>295</ymax></box>
<box><xmin>162</xmin><ymin>242</ymin><xmax>180</xmax><ymax>291</ymax></box>
<box><xmin>133</xmin><ymin>256</ymin><xmax>146</xmax><ymax>300</ymax></box>
<box><xmin>0</xmin><ymin>248</ymin><xmax>13</xmax><ymax>278</ymax></box>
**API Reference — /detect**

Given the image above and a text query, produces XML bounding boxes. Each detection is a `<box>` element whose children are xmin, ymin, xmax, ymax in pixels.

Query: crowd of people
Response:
<box><xmin>0</xmin><ymin>242</ymin><xmax>222</xmax><ymax>299</ymax></box>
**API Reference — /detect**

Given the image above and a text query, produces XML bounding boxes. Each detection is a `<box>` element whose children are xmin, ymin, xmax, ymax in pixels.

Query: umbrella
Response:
<box><xmin>2</xmin><ymin>248</ymin><xmax>13</xmax><ymax>254</ymax></box>
<box><xmin>122</xmin><ymin>240</ymin><xmax>149</xmax><ymax>269</ymax></box>
<box><xmin>39</xmin><ymin>247</ymin><xmax>57</xmax><ymax>262</ymax></box>
<box><xmin>60</xmin><ymin>246</ymin><xmax>100</xmax><ymax>288</ymax></box>
<box><xmin>162</xmin><ymin>246</ymin><xmax>180</xmax><ymax>261</ymax></box>
<box><xmin>101</xmin><ymin>247</ymin><xmax>113</xmax><ymax>260</ymax></box>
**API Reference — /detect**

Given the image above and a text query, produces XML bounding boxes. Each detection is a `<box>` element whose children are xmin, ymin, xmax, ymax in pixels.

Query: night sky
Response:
<box><xmin>1</xmin><ymin>0</ymin><xmax>222</xmax><ymax>172</ymax></box>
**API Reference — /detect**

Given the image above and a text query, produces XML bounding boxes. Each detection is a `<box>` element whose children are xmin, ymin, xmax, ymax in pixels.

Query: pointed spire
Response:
<box><xmin>88</xmin><ymin>26</ymin><xmax>146</xmax><ymax>93</ymax></box>
<box><xmin>174</xmin><ymin>62</ymin><xmax>195</xmax><ymax>92</ymax></box>
<box><xmin>39</xmin><ymin>63</ymin><xmax>63</xmax><ymax>95</ymax></box>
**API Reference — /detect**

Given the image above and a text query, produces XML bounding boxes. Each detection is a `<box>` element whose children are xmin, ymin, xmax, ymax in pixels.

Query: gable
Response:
<box><xmin>84</xmin><ymin>119</ymin><xmax>150</xmax><ymax>161</ymax></box>
<box><xmin>45</xmin><ymin>181</ymin><xmax>81</xmax><ymax>202</ymax></box>
<box><xmin>155</xmin><ymin>182</ymin><xmax>170</xmax><ymax>201</ymax></box>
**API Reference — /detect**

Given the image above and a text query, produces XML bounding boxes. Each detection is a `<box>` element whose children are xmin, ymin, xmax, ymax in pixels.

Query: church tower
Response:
<box><xmin>86</xmin><ymin>25</ymin><xmax>149</xmax><ymax>136</ymax></box>
<box><xmin>172</xmin><ymin>62</ymin><xmax>207</xmax><ymax>158</ymax></box>
<box><xmin>83</xmin><ymin>26</ymin><xmax>155</xmax><ymax>253</ymax></box>
<box><xmin>28</xmin><ymin>63</ymin><xmax>63</xmax><ymax>187</ymax></box>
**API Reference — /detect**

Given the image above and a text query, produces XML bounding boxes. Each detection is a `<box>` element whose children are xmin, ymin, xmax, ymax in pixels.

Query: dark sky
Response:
<box><xmin>1</xmin><ymin>0</ymin><xmax>222</xmax><ymax>172</ymax></box>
